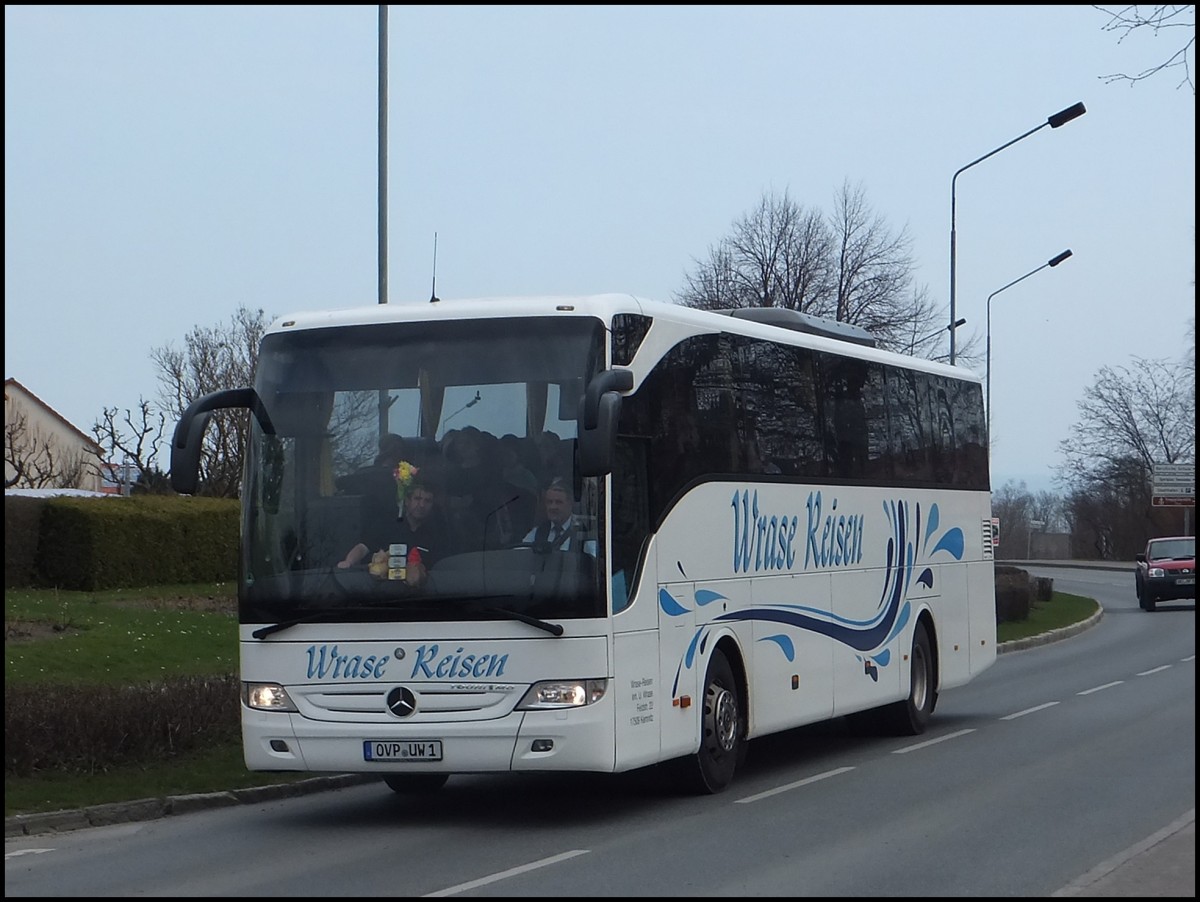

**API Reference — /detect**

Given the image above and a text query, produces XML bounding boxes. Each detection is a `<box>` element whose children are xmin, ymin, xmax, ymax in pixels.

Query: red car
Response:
<box><xmin>1135</xmin><ymin>535</ymin><xmax>1196</xmax><ymax>611</ymax></box>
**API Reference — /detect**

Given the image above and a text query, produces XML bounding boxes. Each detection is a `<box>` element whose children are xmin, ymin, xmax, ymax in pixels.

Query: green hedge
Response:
<box><xmin>5</xmin><ymin>675</ymin><xmax>240</xmax><ymax>777</ymax></box>
<box><xmin>5</xmin><ymin>495</ymin><xmax>238</xmax><ymax>591</ymax></box>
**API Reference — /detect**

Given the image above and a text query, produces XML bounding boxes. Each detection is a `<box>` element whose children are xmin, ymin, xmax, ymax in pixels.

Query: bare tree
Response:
<box><xmin>91</xmin><ymin>399</ymin><xmax>168</xmax><ymax>494</ymax></box>
<box><xmin>991</xmin><ymin>479</ymin><xmax>1035</xmax><ymax>554</ymax></box>
<box><xmin>1056</xmin><ymin>355</ymin><xmax>1195</xmax><ymax>557</ymax></box>
<box><xmin>676</xmin><ymin>189</ymin><xmax>834</xmax><ymax>312</ymax></box>
<box><xmin>1095</xmin><ymin>4</ymin><xmax>1196</xmax><ymax>92</ymax></box>
<box><xmin>676</xmin><ymin>185</ymin><xmax>980</xmax><ymax>365</ymax></box>
<box><xmin>827</xmin><ymin>181</ymin><xmax>958</xmax><ymax>358</ymax></box>
<box><xmin>4</xmin><ymin>406</ymin><xmax>96</xmax><ymax>489</ymax></box>
<box><xmin>151</xmin><ymin>305</ymin><xmax>270</xmax><ymax>498</ymax></box>
<box><xmin>1031</xmin><ymin>489</ymin><xmax>1068</xmax><ymax>533</ymax></box>
<box><xmin>1057</xmin><ymin>356</ymin><xmax>1196</xmax><ymax>488</ymax></box>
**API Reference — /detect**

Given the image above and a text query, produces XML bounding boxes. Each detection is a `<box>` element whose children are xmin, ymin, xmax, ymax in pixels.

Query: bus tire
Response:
<box><xmin>383</xmin><ymin>773</ymin><xmax>449</xmax><ymax>794</ymax></box>
<box><xmin>681</xmin><ymin>648</ymin><xmax>744</xmax><ymax>794</ymax></box>
<box><xmin>883</xmin><ymin>621</ymin><xmax>936</xmax><ymax>735</ymax></box>
<box><xmin>849</xmin><ymin>621</ymin><xmax>937</xmax><ymax>736</ymax></box>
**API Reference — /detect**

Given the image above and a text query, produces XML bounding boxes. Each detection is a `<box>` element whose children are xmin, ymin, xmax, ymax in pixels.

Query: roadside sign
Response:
<box><xmin>1151</xmin><ymin>463</ymin><xmax>1195</xmax><ymax>507</ymax></box>
<box><xmin>1152</xmin><ymin>496</ymin><xmax>1195</xmax><ymax>508</ymax></box>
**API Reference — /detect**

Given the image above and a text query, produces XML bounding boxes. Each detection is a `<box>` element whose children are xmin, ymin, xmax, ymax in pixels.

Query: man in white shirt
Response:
<box><xmin>522</xmin><ymin>476</ymin><xmax>597</xmax><ymax>556</ymax></box>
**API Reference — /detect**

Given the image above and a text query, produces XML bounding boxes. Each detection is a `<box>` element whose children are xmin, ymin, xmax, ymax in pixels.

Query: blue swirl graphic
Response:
<box><xmin>671</xmin><ymin>495</ymin><xmax>968</xmax><ymax>688</ymax></box>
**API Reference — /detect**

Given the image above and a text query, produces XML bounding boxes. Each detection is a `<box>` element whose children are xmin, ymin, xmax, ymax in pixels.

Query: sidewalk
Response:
<box><xmin>1053</xmin><ymin>810</ymin><xmax>1195</xmax><ymax>897</ymax></box>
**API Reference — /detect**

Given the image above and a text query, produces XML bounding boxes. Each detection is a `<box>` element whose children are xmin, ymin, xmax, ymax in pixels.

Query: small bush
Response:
<box><xmin>4</xmin><ymin>495</ymin><xmax>45</xmax><ymax>588</ymax></box>
<box><xmin>995</xmin><ymin>565</ymin><xmax>1033</xmax><ymax>623</ymax></box>
<box><xmin>5</xmin><ymin>675</ymin><xmax>240</xmax><ymax>777</ymax></box>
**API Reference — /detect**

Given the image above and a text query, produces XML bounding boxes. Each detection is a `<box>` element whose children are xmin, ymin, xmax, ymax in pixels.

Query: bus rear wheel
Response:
<box><xmin>383</xmin><ymin>773</ymin><xmax>449</xmax><ymax>794</ymax></box>
<box><xmin>883</xmin><ymin>621</ymin><xmax>936</xmax><ymax>734</ymax></box>
<box><xmin>679</xmin><ymin>648</ymin><xmax>744</xmax><ymax>794</ymax></box>
<box><xmin>849</xmin><ymin>622</ymin><xmax>937</xmax><ymax>736</ymax></box>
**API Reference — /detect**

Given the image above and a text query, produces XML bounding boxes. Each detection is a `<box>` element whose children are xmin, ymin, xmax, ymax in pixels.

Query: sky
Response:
<box><xmin>5</xmin><ymin>5</ymin><xmax>1195</xmax><ymax>493</ymax></box>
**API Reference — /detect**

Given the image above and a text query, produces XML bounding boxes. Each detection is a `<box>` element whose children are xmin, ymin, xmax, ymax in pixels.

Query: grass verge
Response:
<box><xmin>995</xmin><ymin>591</ymin><xmax>1099</xmax><ymax>643</ymax></box>
<box><xmin>4</xmin><ymin>744</ymin><xmax>310</xmax><ymax>817</ymax></box>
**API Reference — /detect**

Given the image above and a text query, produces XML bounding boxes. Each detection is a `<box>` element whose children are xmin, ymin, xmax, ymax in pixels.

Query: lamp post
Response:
<box><xmin>949</xmin><ymin>101</ymin><xmax>1086</xmax><ymax>364</ymax></box>
<box><xmin>912</xmin><ymin>317</ymin><xmax>966</xmax><ymax>354</ymax></box>
<box><xmin>986</xmin><ymin>249</ymin><xmax>1073</xmax><ymax>439</ymax></box>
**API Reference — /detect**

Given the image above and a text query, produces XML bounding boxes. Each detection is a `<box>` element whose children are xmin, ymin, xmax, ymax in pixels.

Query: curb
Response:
<box><xmin>5</xmin><ymin>774</ymin><xmax>377</xmax><ymax>838</ymax></box>
<box><xmin>997</xmin><ymin>603</ymin><xmax>1104</xmax><ymax>654</ymax></box>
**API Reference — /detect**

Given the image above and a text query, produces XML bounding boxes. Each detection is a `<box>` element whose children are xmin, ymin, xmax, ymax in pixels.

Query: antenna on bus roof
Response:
<box><xmin>429</xmin><ymin>232</ymin><xmax>440</xmax><ymax>303</ymax></box>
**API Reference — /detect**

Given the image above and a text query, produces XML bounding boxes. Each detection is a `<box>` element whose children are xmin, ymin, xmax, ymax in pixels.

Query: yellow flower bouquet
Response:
<box><xmin>394</xmin><ymin>460</ymin><xmax>419</xmax><ymax>518</ymax></box>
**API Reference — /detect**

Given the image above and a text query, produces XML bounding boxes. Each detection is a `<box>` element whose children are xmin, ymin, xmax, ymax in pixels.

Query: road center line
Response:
<box><xmin>1001</xmin><ymin>701</ymin><xmax>1060</xmax><ymax>720</ymax></box>
<box><xmin>1077</xmin><ymin>681</ymin><xmax>1124</xmax><ymax>695</ymax></box>
<box><xmin>1136</xmin><ymin>665</ymin><xmax>1172</xmax><ymax>676</ymax></box>
<box><xmin>891</xmin><ymin>728</ymin><xmax>976</xmax><ymax>753</ymax></box>
<box><xmin>423</xmin><ymin>849</ymin><xmax>590</xmax><ymax>897</ymax></box>
<box><xmin>735</xmin><ymin>766</ymin><xmax>856</xmax><ymax>803</ymax></box>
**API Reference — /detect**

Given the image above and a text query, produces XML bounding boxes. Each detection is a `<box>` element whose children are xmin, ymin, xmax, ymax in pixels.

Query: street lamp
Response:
<box><xmin>911</xmin><ymin>317</ymin><xmax>966</xmax><ymax>354</ymax></box>
<box><xmin>443</xmin><ymin>391</ymin><xmax>482</xmax><ymax>427</ymax></box>
<box><xmin>986</xmin><ymin>249</ymin><xmax>1073</xmax><ymax>439</ymax></box>
<box><xmin>949</xmin><ymin>102</ymin><xmax>1086</xmax><ymax>364</ymax></box>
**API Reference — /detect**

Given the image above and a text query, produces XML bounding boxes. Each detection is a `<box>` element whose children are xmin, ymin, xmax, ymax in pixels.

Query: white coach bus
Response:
<box><xmin>170</xmin><ymin>294</ymin><xmax>996</xmax><ymax>795</ymax></box>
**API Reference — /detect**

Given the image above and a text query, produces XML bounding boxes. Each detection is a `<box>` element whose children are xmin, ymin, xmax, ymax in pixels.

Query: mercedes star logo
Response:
<box><xmin>386</xmin><ymin>686</ymin><xmax>418</xmax><ymax>718</ymax></box>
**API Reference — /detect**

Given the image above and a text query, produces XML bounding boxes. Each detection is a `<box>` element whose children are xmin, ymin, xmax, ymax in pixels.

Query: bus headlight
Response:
<box><xmin>242</xmin><ymin>682</ymin><xmax>298</xmax><ymax>712</ymax></box>
<box><xmin>517</xmin><ymin>679</ymin><xmax>607</xmax><ymax>709</ymax></box>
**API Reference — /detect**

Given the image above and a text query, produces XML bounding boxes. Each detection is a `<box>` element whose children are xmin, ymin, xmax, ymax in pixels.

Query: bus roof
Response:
<box><xmin>267</xmin><ymin>294</ymin><xmax>980</xmax><ymax>385</ymax></box>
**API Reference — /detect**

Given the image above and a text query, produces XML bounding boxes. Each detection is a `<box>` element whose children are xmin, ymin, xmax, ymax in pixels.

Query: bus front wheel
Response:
<box><xmin>680</xmin><ymin>648</ymin><xmax>745</xmax><ymax>794</ymax></box>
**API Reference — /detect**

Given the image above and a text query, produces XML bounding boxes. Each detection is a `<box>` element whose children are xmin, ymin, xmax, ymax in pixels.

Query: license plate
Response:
<box><xmin>1177</xmin><ymin>577</ymin><xmax>1195</xmax><ymax>585</ymax></box>
<box><xmin>363</xmin><ymin>740</ymin><xmax>443</xmax><ymax>762</ymax></box>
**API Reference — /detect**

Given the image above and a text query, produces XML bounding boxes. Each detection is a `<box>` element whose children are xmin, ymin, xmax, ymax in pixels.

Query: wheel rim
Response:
<box><xmin>707</xmin><ymin>684</ymin><xmax>738</xmax><ymax>754</ymax></box>
<box><xmin>911</xmin><ymin>642</ymin><xmax>929</xmax><ymax>712</ymax></box>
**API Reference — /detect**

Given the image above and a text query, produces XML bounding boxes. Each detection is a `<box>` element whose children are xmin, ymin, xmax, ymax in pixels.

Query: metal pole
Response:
<box><xmin>985</xmin><ymin>250</ymin><xmax>1073</xmax><ymax>442</ymax></box>
<box><xmin>378</xmin><ymin>6</ymin><xmax>389</xmax><ymax>438</ymax></box>
<box><xmin>377</xmin><ymin>4</ymin><xmax>388</xmax><ymax>307</ymax></box>
<box><xmin>949</xmin><ymin>103</ymin><xmax>1085</xmax><ymax>365</ymax></box>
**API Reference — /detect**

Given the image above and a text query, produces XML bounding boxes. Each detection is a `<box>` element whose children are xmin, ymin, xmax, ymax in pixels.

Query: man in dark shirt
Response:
<box><xmin>337</xmin><ymin>477</ymin><xmax>451</xmax><ymax>586</ymax></box>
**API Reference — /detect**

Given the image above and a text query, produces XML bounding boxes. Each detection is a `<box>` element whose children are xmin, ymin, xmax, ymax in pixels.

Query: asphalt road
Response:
<box><xmin>6</xmin><ymin>560</ymin><xmax>1194</xmax><ymax>896</ymax></box>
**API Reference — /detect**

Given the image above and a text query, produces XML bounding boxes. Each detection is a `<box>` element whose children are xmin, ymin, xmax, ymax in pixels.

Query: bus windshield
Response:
<box><xmin>240</xmin><ymin>315</ymin><xmax>607</xmax><ymax>626</ymax></box>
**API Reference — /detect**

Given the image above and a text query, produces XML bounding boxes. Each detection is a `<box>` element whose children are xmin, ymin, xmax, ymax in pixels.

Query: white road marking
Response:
<box><xmin>423</xmin><ymin>849</ymin><xmax>590</xmax><ymax>897</ymax></box>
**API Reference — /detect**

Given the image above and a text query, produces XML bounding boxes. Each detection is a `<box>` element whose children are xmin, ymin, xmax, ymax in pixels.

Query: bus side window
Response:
<box><xmin>611</xmin><ymin>436</ymin><xmax>651</xmax><ymax>613</ymax></box>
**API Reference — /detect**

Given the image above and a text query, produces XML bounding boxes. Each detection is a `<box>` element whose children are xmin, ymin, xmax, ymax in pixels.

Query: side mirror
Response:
<box><xmin>171</xmin><ymin>388</ymin><xmax>272</xmax><ymax>494</ymax></box>
<box><xmin>577</xmin><ymin>369</ymin><xmax>633</xmax><ymax>477</ymax></box>
<box><xmin>1135</xmin><ymin>553</ymin><xmax>1147</xmax><ymax>564</ymax></box>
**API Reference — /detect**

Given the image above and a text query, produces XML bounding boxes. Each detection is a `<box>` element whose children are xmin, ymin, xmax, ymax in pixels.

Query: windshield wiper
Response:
<box><xmin>484</xmin><ymin>606</ymin><xmax>564</xmax><ymax>636</ymax></box>
<box><xmin>424</xmin><ymin>594</ymin><xmax>565</xmax><ymax>636</ymax></box>
<box><xmin>251</xmin><ymin>604</ymin><xmax>424</xmax><ymax>640</ymax></box>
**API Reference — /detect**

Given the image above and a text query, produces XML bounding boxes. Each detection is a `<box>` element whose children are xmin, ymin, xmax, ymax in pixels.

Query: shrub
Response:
<box><xmin>1035</xmin><ymin>576</ymin><xmax>1054</xmax><ymax>602</ymax></box>
<box><xmin>994</xmin><ymin>565</ymin><xmax>1033</xmax><ymax>623</ymax></box>
<box><xmin>4</xmin><ymin>674</ymin><xmax>240</xmax><ymax>777</ymax></box>
<box><xmin>3</xmin><ymin>495</ymin><xmax>44</xmax><ymax>588</ymax></box>
<box><xmin>32</xmin><ymin>495</ymin><xmax>238</xmax><ymax>590</ymax></box>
